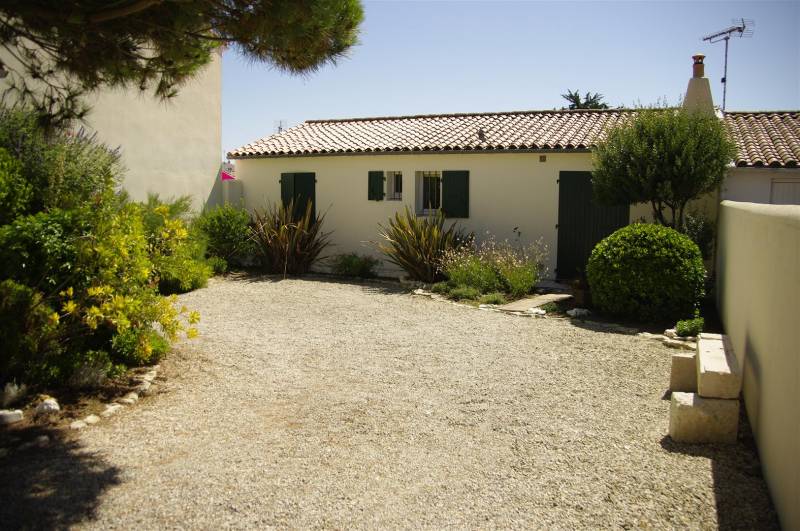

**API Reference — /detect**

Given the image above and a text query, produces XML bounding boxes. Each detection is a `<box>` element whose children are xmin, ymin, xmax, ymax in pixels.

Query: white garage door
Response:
<box><xmin>770</xmin><ymin>179</ymin><xmax>800</xmax><ymax>205</ymax></box>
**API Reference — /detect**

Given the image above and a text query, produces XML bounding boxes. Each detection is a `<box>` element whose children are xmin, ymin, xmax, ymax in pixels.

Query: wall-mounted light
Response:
<box><xmin>539</xmin><ymin>155</ymin><xmax>547</xmax><ymax>163</ymax></box>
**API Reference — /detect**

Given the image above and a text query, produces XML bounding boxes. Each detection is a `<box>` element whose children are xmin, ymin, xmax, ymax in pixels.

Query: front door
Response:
<box><xmin>556</xmin><ymin>171</ymin><xmax>629</xmax><ymax>280</ymax></box>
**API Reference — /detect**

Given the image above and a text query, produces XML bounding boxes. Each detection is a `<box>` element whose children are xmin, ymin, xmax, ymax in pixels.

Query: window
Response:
<box><xmin>415</xmin><ymin>170</ymin><xmax>469</xmax><ymax>217</ymax></box>
<box><xmin>418</xmin><ymin>171</ymin><xmax>441</xmax><ymax>213</ymax></box>
<box><xmin>387</xmin><ymin>171</ymin><xmax>403</xmax><ymax>200</ymax></box>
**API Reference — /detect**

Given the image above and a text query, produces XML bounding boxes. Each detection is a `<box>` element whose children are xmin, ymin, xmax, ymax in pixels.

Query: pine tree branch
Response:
<box><xmin>88</xmin><ymin>0</ymin><xmax>163</xmax><ymax>24</ymax></box>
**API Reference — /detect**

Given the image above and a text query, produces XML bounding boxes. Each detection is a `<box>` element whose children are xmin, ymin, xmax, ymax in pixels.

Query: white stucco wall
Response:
<box><xmin>722</xmin><ymin>167</ymin><xmax>800</xmax><ymax>205</ymax></box>
<box><xmin>84</xmin><ymin>53</ymin><xmax>222</xmax><ymax>211</ymax></box>
<box><xmin>236</xmin><ymin>151</ymin><xmax>678</xmax><ymax>277</ymax></box>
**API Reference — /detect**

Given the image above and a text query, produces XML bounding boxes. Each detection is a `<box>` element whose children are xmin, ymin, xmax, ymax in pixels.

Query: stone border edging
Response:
<box><xmin>69</xmin><ymin>365</ymin><xmax>160</xmax><ymax>431</ymax></box>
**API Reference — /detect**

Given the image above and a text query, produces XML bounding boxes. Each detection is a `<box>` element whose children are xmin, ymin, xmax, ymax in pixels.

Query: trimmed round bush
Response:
<box><xmin>586</xmin><ymin>224</ymin><xmax>706</xmax><ymax>322</ymax></box>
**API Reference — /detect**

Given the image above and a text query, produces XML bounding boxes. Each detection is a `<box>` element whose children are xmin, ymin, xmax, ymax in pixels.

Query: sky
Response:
<box><xmin>222</xmin><ymin>0</ymin><xmax>799</xmax><ymax>157</ymax></box>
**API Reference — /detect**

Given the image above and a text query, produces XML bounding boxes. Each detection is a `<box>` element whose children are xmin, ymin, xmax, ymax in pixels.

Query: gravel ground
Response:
<box><xmin>1</xmin><ymin>276</ymin><xmax>778</xmax><ymax>529</ymax></box>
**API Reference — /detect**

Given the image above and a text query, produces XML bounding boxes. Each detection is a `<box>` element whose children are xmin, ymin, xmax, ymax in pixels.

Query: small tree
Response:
<box><xmin>592</xmin><ymin>107</ymin><xmax>736</xmax><ymax>228</ymax></box>
<box><xmin>561</xmin><ymin>89</ymin><xmax>609</xmax><ymax>110</ymax></box>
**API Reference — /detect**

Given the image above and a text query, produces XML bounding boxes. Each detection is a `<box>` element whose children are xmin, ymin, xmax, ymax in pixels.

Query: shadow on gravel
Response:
<box><xmin>0</xmin><ymin>427</ymin><xmax>121</xmax><ymax>529</ymax></box>
<box><xmin>659</xmin><ymin>410</ymin><xmax>779</xmax><ymax>530</ymax></box>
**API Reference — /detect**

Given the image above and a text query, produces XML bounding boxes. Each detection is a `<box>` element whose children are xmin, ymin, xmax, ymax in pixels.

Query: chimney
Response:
<box><xmin>683</xmin><ymin>54</ymin><xmax>714</xmax><ymax>113</ymax></box>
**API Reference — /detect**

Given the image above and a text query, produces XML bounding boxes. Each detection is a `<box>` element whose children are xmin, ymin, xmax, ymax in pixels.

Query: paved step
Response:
<box><xmin>498</xmin><ymin>293</ymin><xmax>573</xmax><ymax>312</ymax></box>
<box><xmin>696</xmin><ymin>334</ymin><xmax>741</xmax><ymax>399</ymax></box>
<box><xmin>670</xmin><ymin>352</ymin><xmax>697</xmax><ymax>392</ymax></box>
<box><xmin>669</xmin><ymin>392</ymin><xmax>739</xmax><ymax>444</ymax></box>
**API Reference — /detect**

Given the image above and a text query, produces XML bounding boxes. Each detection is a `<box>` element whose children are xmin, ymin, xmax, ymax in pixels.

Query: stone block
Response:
<box><xmin>0</xmin><ymin>409</ymin><xmax>23</xmax><ymax>425</ymax></box>
<box><xmin>669</xmin><ymin>392</ymin><xmax>739</xmax><ymax>444</ymax></box>
<box><xmin>670</xmin><ymin>352</ymin><xmax>697</xmax><ymax>392</ymax></box>
<box><xmin>697</xmin><ymin>335</ymin><xmax>742</xmax><ymax>399</ymax></box>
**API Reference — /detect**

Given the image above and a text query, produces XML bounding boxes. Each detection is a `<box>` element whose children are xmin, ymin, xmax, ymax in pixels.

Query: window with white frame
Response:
<box><xmin>386</xmin><ymin>171</ymin><xmax>403</xmax><ymax>200</ymax></box>
<box><xmin>416</xmin><ymin>171</ymin><xmax>441</xmax><ymax>213</ymax></box>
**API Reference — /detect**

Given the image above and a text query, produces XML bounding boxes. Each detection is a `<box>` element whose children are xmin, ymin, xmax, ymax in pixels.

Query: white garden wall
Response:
<box><xmin>716</xmin><ymin>200</ymin><xmax>800</xmax><ymax>530</ymax></box>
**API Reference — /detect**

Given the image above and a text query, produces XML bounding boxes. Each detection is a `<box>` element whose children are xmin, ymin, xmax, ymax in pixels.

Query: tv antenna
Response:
<box><xmin>702</xmin><ymin>19</ymin><xmax>754</xmax><ymax>111</ymax></box>
<box><xmin>274</xmin><ymin>119</ymin><xmax>287</xmax><ymax>133</ymax></box>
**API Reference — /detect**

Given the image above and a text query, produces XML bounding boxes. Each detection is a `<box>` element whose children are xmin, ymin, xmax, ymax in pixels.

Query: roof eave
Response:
<box><xmin>228</xmin><ymin>146</ymin><xmax>594</xmax><ymax>160</ymax></box>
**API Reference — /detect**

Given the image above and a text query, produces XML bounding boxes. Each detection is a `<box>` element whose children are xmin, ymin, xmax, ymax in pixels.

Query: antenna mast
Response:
<box><xmin>702</xmin><ymin>19</ymin><xmax>754</xmax><ymax>111</ymax></box>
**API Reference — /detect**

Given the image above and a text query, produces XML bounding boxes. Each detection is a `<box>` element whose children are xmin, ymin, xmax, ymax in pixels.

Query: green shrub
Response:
<box><xmin>331</xmin><ymin>253</ymin><xmax>380</xmax><ymax>278</ymax></box>
<box><xmin>250</xmin><ymin>199</ymin><xmax>332</xmax><ymax>276</ymax></box>
<box><xmin>478</xmin><ymin>292</ymin><xmax>507</xmax><ymax>305</ymax></box>
<box><xmin>0</xmin><ymin>147</ymin><xmax>32</xmax><ymax>225</ymax></box>
<box><xmin>0</xmin><ymin>209</ymin><xmax>86</xmax><ymax>288</ymax></box>
<box><xmin>440</xmin><ymin>252</ymin><xmax>501</xmax><ymax>293</ymax></box>
<box><xmin>439</xmin><ymin>234</ymin><xmax>547</xmax><ymax>297</ymax></box>
<box><xmin>497</xmin><ymin>262</ymin><xmax>538</xmax><ymax>297</ymax></box>
<box><xmin>112</xmin><ymin>328</ymin><xmax>170</xmax><ymax>366</ymax></box>
<box><xmin>207</xmin><ymin>256</ymin><xmax>228</xmax><ymax>275</ymax></box>
<box><xmin>539</xmin><ymin>302</ymin><xmax>559</xmax><ymax>313</ymax></box>
<box><xmin>0</xmin><ymin>280</ymin><xmax>61</xmax><ymax>385</ymax></box>
<box><xmin>195</xmin><ymin>203</ymin><xmax>253</xmax><ymax>266</ymax></box>
<box><xmin>681</xmin><ymin>212</ymin><xmax>715</xmax><ymax>260</ymax></box>
<box><xmin>0</xmin><ymin>109</ymin><xmax>199</xmax><ymax>387</ymax></box>
<box><xmin>676</xmin><ymin>317</ymin><xmax>704</xmax><ymax>337</ymax></box>
<box><xmin>449</xmin><ymin>285</ymin><xmax>480</xmax><ymax>301</ymax></box>
<box><xmin>431</xmin><ymin>281</ymin><xmax>451</xmax><ymax>295</ymax></box>
<box><xmin>377</xmin><ymin>207</ymin><xmax>470</xmax><ymax>283</ymax></box>
<box><xmin>587</xmin><ymin>224</ymin><xmax>706</xmax><ymax>322</ymax></box>
<box><xmin>140</xmin><ymin>194</ymin><xmax>212</xmax><ymax>294</ymax></box>
<box><xmin>0</xmin><ymin>108</ymin><xmax>121</xmax><ymax>214</ymax></box>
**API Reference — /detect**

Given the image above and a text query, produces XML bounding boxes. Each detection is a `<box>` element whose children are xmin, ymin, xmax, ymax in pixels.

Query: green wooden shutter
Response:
<box><xmin>442</xmin><ymin>170</ymin><xmax>469</xmax><ymax>218</ymax></box>
<box><xmin>280</xmin><ymin>173</ymin><xmax>295</xmax><ymax>207</ymax></box>
<box><xmin>293</xmin><ymin>172</ymin><xmax>316</xmax><ymax>219</ymax></box>
<box><xmin>368</xmin><ymin>171</ymin><xmax>384</xmax><ymax>201</ymax></box>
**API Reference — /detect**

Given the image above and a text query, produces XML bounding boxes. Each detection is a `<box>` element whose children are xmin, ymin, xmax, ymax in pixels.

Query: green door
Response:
<box><xmin>556</xmin><ymin>171</ymin><xmax>629</xmax><ymax>280</ymax></box>
<box><xmin>281</xmin><ymin>172</ymin><xmax>316</xmax><ymax>219</ymax></box>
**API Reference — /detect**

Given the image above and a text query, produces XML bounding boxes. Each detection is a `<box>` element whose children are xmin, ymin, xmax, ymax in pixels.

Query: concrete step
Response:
<box><xmin>696</xmin><ymin>334</ymin><xmax>742</xmax><ymax>399</ymax></box>
<box><xmin>670</xmin><ymin>352</ymin><xmax>697</xmax><ymax>392</ymax></box>
<box><xmin>669</xmin><ymin>392</ymin><xmax>739</xmax><ymax>444</ymax></box>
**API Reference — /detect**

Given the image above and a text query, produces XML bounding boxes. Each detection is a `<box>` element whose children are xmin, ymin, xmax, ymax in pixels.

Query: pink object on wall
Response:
<box><xmin>220</xmin><ymin>171</ymin><xmax>235</xmax><ymax>181</ymax></box>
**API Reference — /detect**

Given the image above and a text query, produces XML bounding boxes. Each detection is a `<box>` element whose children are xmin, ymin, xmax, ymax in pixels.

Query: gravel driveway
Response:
<box><xmin>2</xmin><ymin>276</ymin><xmax>777</xmax><ymax>529</ymax></box>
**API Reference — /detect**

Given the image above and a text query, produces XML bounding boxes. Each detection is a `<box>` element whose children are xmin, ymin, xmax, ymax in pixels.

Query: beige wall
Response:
<box><xmin>1</xmin><ymin>49</ymin><xmax>222</xmax><ymax>211</ymax></box>
<box><xmin>84</xmin><ymin>53</ymin><xmax>222</xmax><ymax>211</ymax></box>
<box><xmin>235</xmin><ymin>152</ymin><xmax>599</xmax><ymax>277</ymax></box>
<box><xmin>723</xmin><ymin>167</ymin><xmax>800</xmax><ymax>205</ymax></box>
<box><xmin>716</xmin><ymin>200</ymin><xmax>800</xmax><ymax>530</ymax></box>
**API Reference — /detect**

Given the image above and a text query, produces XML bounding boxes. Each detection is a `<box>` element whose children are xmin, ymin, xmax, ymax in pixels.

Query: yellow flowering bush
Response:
<box><xmin>0</xmin><ymin>109</ymin><xmax>201</xmax><ymax>387</ymax></box>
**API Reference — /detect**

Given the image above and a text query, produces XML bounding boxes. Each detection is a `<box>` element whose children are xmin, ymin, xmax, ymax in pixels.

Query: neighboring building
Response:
<box><xmin>722</xmin><ymin>111</ymin><xmax>800</xmax><ymax>204</ymax></box>
<box><xmin>1</xmin><ymin>50</ymin><xmax>223</xmax><ymax>211</ymax></box>
<box><xmin>228</xmin><ymin>55</ymin><xmax>797</xmax><ymax>278</ymax></box>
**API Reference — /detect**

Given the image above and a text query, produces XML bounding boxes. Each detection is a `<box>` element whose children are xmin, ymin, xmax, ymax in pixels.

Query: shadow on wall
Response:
<box><xmin>204</xmin><ymin>165</ymin><xmax>225</xmax><ymax>209</ymax></box>
<box><xmin>659</xmin><ymin>406</ymin><xmax>779</xmax><ymax>530</ymax></box>
<box><xmin>0</xmin><ymin>426</ymin><xmax>121</xmax><ymax>528</ymax></box>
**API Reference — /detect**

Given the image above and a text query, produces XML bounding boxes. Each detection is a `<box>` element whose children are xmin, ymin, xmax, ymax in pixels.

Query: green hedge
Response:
<box><xmin>586</xmin><ymin>224</ymin><xmax>706</xmax><ymax>322</ymax></box>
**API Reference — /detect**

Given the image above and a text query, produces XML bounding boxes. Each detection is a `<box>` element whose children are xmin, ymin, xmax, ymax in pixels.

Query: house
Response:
<box><xmin>722</xmin><ymin>111</ymin><xmax>800</xmax><ymax>204</ymax></box>
<box><xmin>1</xmin><ymin>50</ymin><xmax>223</xmax><ymax>211</ymax></box>
<box><xmin>228</xmin><ymin>55</ymin><xmax>797</xmax><ymax>278</ymax></box>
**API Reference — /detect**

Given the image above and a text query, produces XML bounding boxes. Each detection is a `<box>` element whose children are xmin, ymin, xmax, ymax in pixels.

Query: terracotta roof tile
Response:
<box><xmin>723</xmin><ymin>111</ymin><xmax>800</xmax><ymax>168</ymax></box>
<box><xmin>228</xmin><ymin>109</ymin><xmax>633</xmax><ymax>158</ymax></box>
<box><xmin>228</xmin><ymin>109</ymin><xmax>800</xmax><ymax>168</ymax></box>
